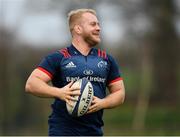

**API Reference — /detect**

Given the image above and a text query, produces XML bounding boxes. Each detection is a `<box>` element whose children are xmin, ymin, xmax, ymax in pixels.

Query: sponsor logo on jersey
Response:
<box><xmin>65</xmin><ymin>61</ymin><xmax>76</xmax><ymax>68</ymax></box>
<box><xmin>83</xmin><ymin>69</ymin><xmax>93</xmax><ymax>75</ymax></box>
<box><xmin>66</xmin><ymin>76</ymin><xmax>106</xmax><ymax>83</ymax></box>
<box><xmin>98</xmin><ymin>61</ymin><xmax>107</xmax><ymax>68</ymax></box>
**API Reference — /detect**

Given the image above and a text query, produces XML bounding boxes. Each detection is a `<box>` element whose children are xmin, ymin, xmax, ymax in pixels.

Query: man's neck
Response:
<box><xmin>72</xmin><ymin>39</ymin><xmax>92</xmax><ymax>56</ymax></box>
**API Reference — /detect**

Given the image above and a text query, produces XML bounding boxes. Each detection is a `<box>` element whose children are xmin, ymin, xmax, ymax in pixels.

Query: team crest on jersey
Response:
<box><xmin>98</xmin><ymin>61</ymin><xmax>107</xmax><ymax>68</ymax></box>
<box><xmin>65</xmin><ymin>61</ymin><xmax>76</xmax><ymax>68</ymax></box>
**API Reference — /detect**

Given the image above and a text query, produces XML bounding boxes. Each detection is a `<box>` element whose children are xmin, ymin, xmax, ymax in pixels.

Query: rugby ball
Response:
<box><xmin>66</xmin><ymin>78</ymin><xmax>94</xmax><ymax>117</ymax></box>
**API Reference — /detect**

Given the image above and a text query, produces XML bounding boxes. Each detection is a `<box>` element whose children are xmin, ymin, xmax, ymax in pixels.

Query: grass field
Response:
<box><xmin>103</xmin><ymin>104</ymin><xmax>180</xmax><ymax>136</ymax></box>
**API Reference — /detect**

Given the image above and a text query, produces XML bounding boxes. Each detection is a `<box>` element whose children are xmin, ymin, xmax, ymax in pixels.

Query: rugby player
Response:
<box><xmin>25</xmin><ymin>8</ymin><xmax>125</xmax><ymax>136</ymax></box>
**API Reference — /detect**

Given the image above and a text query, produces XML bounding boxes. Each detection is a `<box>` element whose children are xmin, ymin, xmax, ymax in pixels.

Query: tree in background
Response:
<box><xmin>133</xmin><ymin>0</ymin><xmax>180</xmax><ymax>132</ymax></box>
<box><xmin>147</xmin><ymin>0</ymin><xmax>179</xmax><ymax>104</ymax></box>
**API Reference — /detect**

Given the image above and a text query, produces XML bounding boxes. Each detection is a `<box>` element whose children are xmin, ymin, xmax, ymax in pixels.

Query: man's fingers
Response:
<box><xmin>87</xmin><ymin>107</ymin><xmax>96</xmax><ymax>114</ymax></box>
<box><xmin>65</xmin><ymin>99</ymin><xmax>74</xmax><ymax>107</ymax></box>
<box><xmin>93</xmin><ymin>96</ymin><xmax>98</xmax><ymax>100</ymax></box>
<box><xmin>67</xmin><ymin>95</ymin><xmax>78</xmax><ymax>101</ymax></box>
<box><xmin>66</xmin><ymin>90</ymin><xmax>80</xmax><ymax>96</ymax></box>
<box><xmin>70</xmin><ymin>86</ymin><xmax>81</xmax><ymax>91</ymax></box>
<box><xmin>70</xmin><ymin>96</ymin><xmax>78</xmax><ymax>101</ymax></box>
<box><xmin>91</xmin><ymin>97</ymin><xmax>97</xmax><ymax>104</ymax></box>
<box><xmin>67</xmin><ymin>81</ymin><xmax>74</xmax><ymax>88</ymax></box>
<box><xmin>88</xmin><ymin>104</ymin><xmax>96</xmax><ymax>110</ymax></box>
<box><xmin>71</xmin><ymin>90</ymin><xmax>81</xmax><ymax>95</ymax></box>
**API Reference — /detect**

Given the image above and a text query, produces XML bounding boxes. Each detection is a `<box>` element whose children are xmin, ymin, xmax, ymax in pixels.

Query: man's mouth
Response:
<box><xmin>92</xmin><ymin>33</ymin><xmax>100</xmax><ymax>36</ymax></box>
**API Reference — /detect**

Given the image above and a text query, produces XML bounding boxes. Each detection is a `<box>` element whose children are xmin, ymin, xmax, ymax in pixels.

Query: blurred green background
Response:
<box><xmin>0</xmin><ymin>0</ymin><xmax>180</xmax><ymax>135</ymax></box>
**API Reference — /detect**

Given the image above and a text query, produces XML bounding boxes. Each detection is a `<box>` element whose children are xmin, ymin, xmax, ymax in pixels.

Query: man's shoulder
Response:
<box><xmin>93</xmin><ymin>48</ymin><xmax>108</xmax><ymax>59</ymax></box>
<box><xmin>93</xmin><ymin>48</ymin><xmax>116</xmax><ymax>61</ymax></box>
<box><xmin>44</xmin><ymin>49</ymin><xmax>66</xmax><ymax>62</ymax></box>
<box><xmin>46</xmin><ymin>50</ymin><xmax>61</xmax><ymax>57</ymax></box>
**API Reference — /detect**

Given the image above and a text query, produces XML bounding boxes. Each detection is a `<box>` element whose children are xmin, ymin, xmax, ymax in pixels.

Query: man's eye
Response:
<box><xmin>91</xmin><ymin>23</ymin><xmax>96</xmax><ymax>26</ymax></box>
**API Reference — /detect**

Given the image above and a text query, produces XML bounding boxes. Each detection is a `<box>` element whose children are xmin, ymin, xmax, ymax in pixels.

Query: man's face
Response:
<box><xmin>79</xmin><ymin>13</ymin><xmax>101</xmax><ymax>46</ymax></box>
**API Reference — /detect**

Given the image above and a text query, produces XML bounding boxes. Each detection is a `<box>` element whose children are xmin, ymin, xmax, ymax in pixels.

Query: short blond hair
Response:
<box><xmin>67</xmin><ymin>8</ymin><xmax>97</xmax><ymax>34</ymax></box>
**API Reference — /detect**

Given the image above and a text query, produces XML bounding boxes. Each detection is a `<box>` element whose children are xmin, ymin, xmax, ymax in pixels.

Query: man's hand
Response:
<box><xmin>25</xmin><ymin>68</ymin><xmax>80</xmax><ymax>105</ymax></box>
<box><xmin>58</xmin><ymin>81</ymin><xmax>81</xmax><ymax>106</ymax></box>
<box><xmin>87</xmin><ymin>96</ymin><xmax>104</xmax><ymax>114</ymax></box>
<box><xmin>87</xmin><ymin>80</ymin><xmax>125</xmax><ymax>114</ymax></box>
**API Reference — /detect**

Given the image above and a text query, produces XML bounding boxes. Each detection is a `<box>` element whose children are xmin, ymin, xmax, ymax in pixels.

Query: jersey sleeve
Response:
<box><xmin>37</xmin><ymin>51</ymin><xmax>63</xmax><ymax>79</ymax></box>
<box><xmin>107</xmin><ymin>54</ymin><xmax>123</xmax><ymax>85</ymax></box>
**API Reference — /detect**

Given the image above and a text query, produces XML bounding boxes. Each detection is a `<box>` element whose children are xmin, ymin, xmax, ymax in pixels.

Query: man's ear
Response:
<box><xmin>74</xmin><ymin>25</ymin><xmax>82</xmax><ymax>34</ymax></box>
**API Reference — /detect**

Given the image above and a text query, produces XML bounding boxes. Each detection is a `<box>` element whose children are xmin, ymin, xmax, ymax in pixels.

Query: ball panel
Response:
<box><xmin>78</xmin><ymin>81</ymin><xmax>94</xmax><ymax>116</ymax></box>
<box><xmin>66</xmin><ymin>79</ymin><xmax>82</xmax><ymax>115</ymax></box>
<box><xmin>71</xmin><ymin>78</ymin><xmax>89</xmax><ymax>116</ymax></box>
<box><xmin>66</xmin><ymin>78</ymin><xmax>94</xmax><ymax>117</ymax></box>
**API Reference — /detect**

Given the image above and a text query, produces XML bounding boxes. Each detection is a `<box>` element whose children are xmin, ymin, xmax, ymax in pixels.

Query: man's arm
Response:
<box><xmin>87</xmin><ymin>80</ymin><xmax>125</xmax><ymax>113</ymax></box>
<box><xmin>103</xmin><ymin>80</ymin><xmax>125</xmax><ymax>108</ymax></box>
<box><xmin>25</xmin><ymin>69</ymin><xmax>80</xmax><ymax>105</ymax></box>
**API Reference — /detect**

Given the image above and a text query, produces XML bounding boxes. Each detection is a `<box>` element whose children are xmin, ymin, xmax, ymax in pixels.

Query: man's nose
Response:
<box><xmin>96</xmin><ymin>25</ymin><xmax>101</xmax><ymax>31</ymax></box>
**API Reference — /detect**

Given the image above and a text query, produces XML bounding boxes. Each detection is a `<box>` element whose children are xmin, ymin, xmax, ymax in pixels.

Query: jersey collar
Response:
<box><xmin>68</xmin><ymin>44</ymin><xmax>96</xmax><ymax>56</ymax></box>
